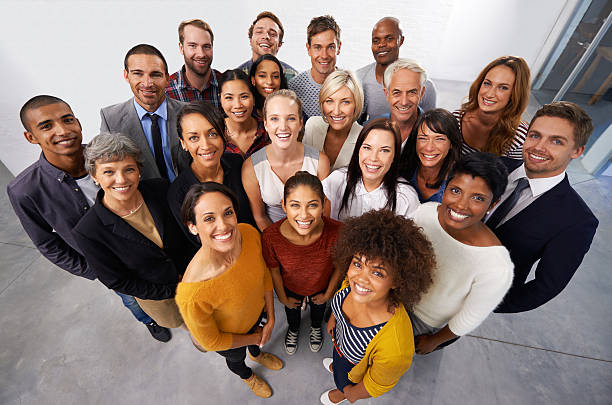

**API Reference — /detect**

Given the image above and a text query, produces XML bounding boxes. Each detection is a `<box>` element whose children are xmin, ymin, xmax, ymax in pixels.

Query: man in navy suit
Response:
<box><xmin>486</xmin><ymin>101</ymin><xmax>598</xmax><ymax>313</ymax></box>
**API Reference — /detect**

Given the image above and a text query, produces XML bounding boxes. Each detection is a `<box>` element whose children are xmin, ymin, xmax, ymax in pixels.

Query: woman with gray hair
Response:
<box><xmin>302</xmin><ymin>70</ymin><xmax>364</xmax><ymax>171</ymax></box>
<box><xmin>73</xmin><ymin>133</ymin><xmax>195</xmax><ymax>332</ymax></box>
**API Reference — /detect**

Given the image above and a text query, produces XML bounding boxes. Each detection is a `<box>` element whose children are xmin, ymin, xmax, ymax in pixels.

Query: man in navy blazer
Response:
<box><xmin>486</xmin><ymin>101</ymin><xmax>598</xmax><ymax>313</ymax></box>
<box><xmin>100</xmin><ymin>44</ymin><xmax>189</xmax><ymax>181</ymax></box>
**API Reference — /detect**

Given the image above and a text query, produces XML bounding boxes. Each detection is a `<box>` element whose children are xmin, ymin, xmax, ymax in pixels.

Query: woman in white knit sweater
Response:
<box><xmin>410</xmin><ymin>152</ymin><xmax>513</xmax><ymax>354</ymax></box>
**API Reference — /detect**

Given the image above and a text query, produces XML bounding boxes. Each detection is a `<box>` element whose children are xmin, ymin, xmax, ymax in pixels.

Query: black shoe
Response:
<box><xmin>145</xmin><ymin>321</ymin><xmax>172</xmax><ymax>342</ymax></box>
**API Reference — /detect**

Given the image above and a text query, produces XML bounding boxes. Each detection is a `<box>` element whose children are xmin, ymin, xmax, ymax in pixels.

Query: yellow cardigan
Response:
<box><xmin>338</xmin><ymin>280</ymin><xmax>415</xmax><ymax>397</ymax></box>
<box><xmin>175</xmin><ymin>224</ymin><xmax>273</xmax><ymax>351</ymax></box>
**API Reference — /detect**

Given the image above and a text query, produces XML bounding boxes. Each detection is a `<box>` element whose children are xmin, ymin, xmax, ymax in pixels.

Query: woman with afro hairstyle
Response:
<box><xmin>319</xmin><ymin>209</ymin><xmax>435</xmax><ymax>404</ymax></box>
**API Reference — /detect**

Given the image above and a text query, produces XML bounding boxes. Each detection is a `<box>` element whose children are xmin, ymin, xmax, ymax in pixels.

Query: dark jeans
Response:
<box><xmin>216</xmin><ymin>314</ymin><xmax>264</xmax><ymax>379</ymax></box>
<box><xmin>114</xmin><ymin>291</ymin><xmax>153</xmax><ymax>324</ymax></box>
<box><xmin>332</xmin><ymin>342</ymin><xmax>356</xmax><ymax>393</ymax></box>
<box><xmin>284</xmin><ymin>287</ymin><xmax>327</xmax><ymax>332</ymax></box>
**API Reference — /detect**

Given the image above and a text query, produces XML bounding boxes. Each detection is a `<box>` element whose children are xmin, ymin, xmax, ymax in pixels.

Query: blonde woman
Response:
<box><xmin>302</xmin><ymin>70</ymin><xmax>364</xmax><ymax>170</ymax></box>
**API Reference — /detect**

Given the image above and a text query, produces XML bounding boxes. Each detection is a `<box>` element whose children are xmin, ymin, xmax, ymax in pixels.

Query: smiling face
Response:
<box><xmin>385</xmin><ymin>68</ymin><xmax>423</xmax><ymax>125</ymax></box>
<box><xmin>322</xmin><ymin>85</ymin><xmax>356</xmax><ymax>131</ymax></box>
<box><xmin>188</xmin><ymin>191</ymin><xmax>238</xmax><ymax>254</ymax></box>
<box><xmin>371</xmin><ymin>19</ymin><xmax>403</xmax><ymax>66</ymax></box>
<box><xmin>250</xmin><ymin>17</ymin><xmax>282</xmax><ymax>59</ymax></box>
<box><xmin>282</xmin><ymin>184</ymin><xmax>324</xmax><ymax>236</ymax></box>
<box><xmin>307</xmin><ymin>29</ymin><xmax>341</xmax><ymax>82</ymax></box>
<box><xmin>439</xmin><ymin>172</ymin><xmax>494</xmax><ymax>233</ymax></box>
<box><xmin>124</xmin><ymin>53</ymin><xmax>169</xmax><ymax>112</ymax></box>
<box><xmin>179</xmin><ymin>25</ymin><xmax>213</xmax><ymax>78</ymax></box>
<box><xmin>220</xmin><ymin>79</ymin><xmax>254</xmax><ymax>124</ymax></box>
<box><xmin>523</xmin><ymin>116</ymin><xmax>584</xmax><ymax>179</ymax></box>
<box><xmin>252</xmin><ymin>59</ymin><xmax>282</xmax><ymax>98</ymax></box>
<box><xmin>477</xmin><ymin>65</ymin><xmax>515</xmax><ymax>114</ymax></box>
<box><xmin>359</xmin><ymin>128</ymin><xmax>395</xmax><ymax>189</ymax></box>
<box><xmin>23</xmin><ymin>102</ymin><xmax>83</xmax><ymax>160</ymax></box>
<box><xmin>415</xmin><ymin>122</ymin><xmax>451</xmax><ymax>170</ymax></box>
<box><xmin>347</xmin><ymin>254</ymin><xmax>394</xmax><ymax>306</ymax></box>
<box><xmin>92</xmin><ymin>156</ymin><xmax>140</xmax><ymax>205</ymax></box>
<box><xmin>264</xmin><ymin>95</ymin><xmax>302</xmax><ymax>149</ymax></box>
<box><xmin>179</xmin><ymin>113</ymin><xmax>224</xmax><ymax>170</ymax></box>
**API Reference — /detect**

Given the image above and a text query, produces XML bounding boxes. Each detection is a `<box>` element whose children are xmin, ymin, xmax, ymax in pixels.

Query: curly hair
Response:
<box><xmin>334</xmin><ymin>209</ymin><xmax>435</xmax><ymax>310</ymax></box>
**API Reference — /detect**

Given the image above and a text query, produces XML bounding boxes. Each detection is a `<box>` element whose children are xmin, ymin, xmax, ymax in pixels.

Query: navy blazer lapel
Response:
<box><xmin>497</xmin><ymin>175</ymin><xmax>570</xmax><ymax>230</ymax></box>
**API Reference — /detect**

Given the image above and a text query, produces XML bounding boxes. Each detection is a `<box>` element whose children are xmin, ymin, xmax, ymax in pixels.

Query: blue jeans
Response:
<box><xmin>114</xmin><ymin>291</ymin><xmax>153</xmax><ymax>324</ymax></box>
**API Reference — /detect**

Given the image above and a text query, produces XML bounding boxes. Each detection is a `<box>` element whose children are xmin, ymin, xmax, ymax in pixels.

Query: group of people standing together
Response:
<box><xmin>8</xmin><ymin>10</ymin><xmax>599</xmax><ymax>404</ymax></box>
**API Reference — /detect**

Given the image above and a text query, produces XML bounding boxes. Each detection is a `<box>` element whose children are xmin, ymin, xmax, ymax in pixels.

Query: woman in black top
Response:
<box><xmin>73</xmin><ymin>133</ymin><xmax>193</xmax><ymax>328</ymax></box>
<box><xmin>168</xmin><ymin>101</ymin><xmax>256</xmax><ymax>247</ymax></box>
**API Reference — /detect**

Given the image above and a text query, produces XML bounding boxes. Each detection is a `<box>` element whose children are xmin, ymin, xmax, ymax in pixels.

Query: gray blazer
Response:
<box><xmin>99</xmin><ymin>97</ymin><xmax>190</xmax><ymax>180</ymax></box>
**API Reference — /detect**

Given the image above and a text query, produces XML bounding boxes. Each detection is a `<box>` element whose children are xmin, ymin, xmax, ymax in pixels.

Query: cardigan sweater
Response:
<box><xmin>411</xmin><ymin>202</ymin><xmax>513</xmax><ymax>335</ymax></box>
<box><xmin>336</xmin><ymin>280</ymin><xmax>415</xmax><ymax>398</ymax></box>
<box><xmin>175</xmin><ymin>224</ymin><xmax>273</xmax><ymax>351</ymax></box>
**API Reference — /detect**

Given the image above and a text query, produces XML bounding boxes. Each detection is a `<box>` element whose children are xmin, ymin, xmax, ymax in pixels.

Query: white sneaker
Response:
<box><xmin>284</xmin><ymin>329</ymin><xmax>299</xmax><ymax>355</ymax></box>
<box><xmin>310</xmin><ymin>327</ymin><xmax>323</xmax><ymax>352</ymax></box>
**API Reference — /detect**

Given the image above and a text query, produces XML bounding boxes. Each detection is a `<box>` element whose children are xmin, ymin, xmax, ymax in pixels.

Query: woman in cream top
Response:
<box><xmin>303</xmin><ymin>70</ymin><xmax>364</xmax><ymax>171</ymax></box>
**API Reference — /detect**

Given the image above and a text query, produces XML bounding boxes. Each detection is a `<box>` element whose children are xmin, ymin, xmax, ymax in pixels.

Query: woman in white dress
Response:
<box><xmin>302</xmin><ymin>70</ymin><xmax>363</xmax><ymax>171</ymax></box>
<box><xmin>242</xmin><ymin>89</ymin><xmax>330</xmax><ymax>231</ymax></box>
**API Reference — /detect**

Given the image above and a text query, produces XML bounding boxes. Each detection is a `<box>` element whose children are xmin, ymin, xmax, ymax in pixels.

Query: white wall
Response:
<box><xmin>0</xmin><ymin>0</ymin><xmax>569</xmax><ymax>175</ymax></box>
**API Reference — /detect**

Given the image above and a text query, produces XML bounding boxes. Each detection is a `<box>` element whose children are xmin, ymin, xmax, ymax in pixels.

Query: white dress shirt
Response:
<box><xmin>322</xmin><ymin>168</ymin><xmax>420</xmax><ymax>221</ymax></box>
<box><xmin>485</xmin><ymin>164</ymin><xmax>566</xmax><ymax>227</ymax></box>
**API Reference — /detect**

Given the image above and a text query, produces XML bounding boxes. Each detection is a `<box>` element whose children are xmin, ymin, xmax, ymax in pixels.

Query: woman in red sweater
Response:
<box><xmin>262</xmin><ymin>171</ymin><xmax>343</xmax><ymax>355</ymax></box>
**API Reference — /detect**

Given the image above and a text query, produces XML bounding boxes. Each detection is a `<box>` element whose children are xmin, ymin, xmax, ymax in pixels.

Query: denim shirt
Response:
<box><xmin>409</xmin><ymin>170</ymin><xmax>447</xmax><ymax>203</ymax></box>
<box><xmin>7</xmin><ymin>152</ymin><xmax>97</xmax><ymax>279</ymax></box>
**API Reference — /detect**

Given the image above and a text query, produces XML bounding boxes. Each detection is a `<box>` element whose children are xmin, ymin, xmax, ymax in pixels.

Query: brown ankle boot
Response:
<box><xmin>242</xmin><ymin>373</ymin><xmax>272</xmax><ymax>398</ymax></box>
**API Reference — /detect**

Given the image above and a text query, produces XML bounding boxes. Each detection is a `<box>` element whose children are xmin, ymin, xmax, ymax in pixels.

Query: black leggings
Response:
<box><xmin>284</xmin><ymin>287</ymin><xmax>327</xmax><ymax>332</ymax></box>
<box><xmin>216</xmin><ymin>315</ymin><xmax>263</xmax><ymax>379</ymax></box>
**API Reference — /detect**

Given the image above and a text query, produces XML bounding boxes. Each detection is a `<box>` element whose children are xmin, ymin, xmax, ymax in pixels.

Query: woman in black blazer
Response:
<box><xmin>73</xmin><ymin>133</ymin><xmax>195</xmax><ymax>329</ymax></box>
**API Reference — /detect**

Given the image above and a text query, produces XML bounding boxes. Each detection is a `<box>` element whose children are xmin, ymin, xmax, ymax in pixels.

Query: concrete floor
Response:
<box><xmin>1</xmin><ymin>83</ymin><xmax>611</xmax><ymax>404</ymax></box>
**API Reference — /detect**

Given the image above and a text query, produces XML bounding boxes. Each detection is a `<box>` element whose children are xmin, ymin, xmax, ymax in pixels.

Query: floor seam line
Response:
<box><xmin>0</xmin><ymin>259</ymin><xmax>38</xmax><ymax>296</ymax></box>
<box><xmin>466</xmin><ymin>334</ymin><xmax>611</xmax><ymax>363</ymax></box>
<box><xmin>0</xmin><ymin>241</ymin><xmax>36</xmax><ymax>249</ymax></box>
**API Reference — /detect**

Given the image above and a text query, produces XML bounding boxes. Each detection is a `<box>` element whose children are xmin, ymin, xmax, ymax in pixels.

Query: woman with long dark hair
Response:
<box><xmin>322</xmin><ymin>118</ymin><xmax>419</xmax><ymax>221</ymax></box>
<box><xmin>400</xmin><ymin>108</ymin><xmax>462</xmax><ymax>203</ymax></box>
<box><xmin>219</xmin><ymin>69</ymin><xmax>269</xmax><ymax>159</ymax></box>
<box><xmin>249</xmin><ymin>54</ymin><xmax>288</xmax><ymax>118</ymax></box>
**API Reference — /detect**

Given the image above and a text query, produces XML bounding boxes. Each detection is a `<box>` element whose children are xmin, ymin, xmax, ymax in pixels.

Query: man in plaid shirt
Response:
<box><xmin>166</xmin><ymin>19</ymin><xmax>222</xmax><ymax>108</ymax></box>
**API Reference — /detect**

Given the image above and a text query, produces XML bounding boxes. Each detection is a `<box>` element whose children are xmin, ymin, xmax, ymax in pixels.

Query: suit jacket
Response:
<box><xmin>100</xmin><ymin>97</ymin><xmax>190</xmax><ymax>180</ymax></box>
<box><xmin>493</xmin><ymin>158</ymin><xmax>598</xmax><ymax>313</ymax></box>
<box><xmin>73</xmin><ymin>179</ymin><xmax>196</xmax><ymax>300</ymax></box>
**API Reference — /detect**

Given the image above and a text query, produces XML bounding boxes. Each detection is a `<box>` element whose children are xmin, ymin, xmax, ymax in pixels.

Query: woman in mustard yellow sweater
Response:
<box><xmin>175</xmin><ymin>182</ymin><xmax>283</xmax><ymax>399</ymax></box>
<box><xmin>320</xmin><ymin>210</ymin><xmax>436</xmax><ymax>404</ymax></box>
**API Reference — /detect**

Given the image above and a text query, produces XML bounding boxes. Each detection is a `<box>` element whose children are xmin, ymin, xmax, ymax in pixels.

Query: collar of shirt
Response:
<box><xmin>355</xmin><ymin>179</ymin><xmax>385</xmax><ymax>197</ymax></box>
<box><xmin>509</xmin><ymin>164</ymin><xmax>566</xmax><ymax>198</ymax></box>
<box><xmin>178</xmin><ymin>65</ymin><xmax>218</xmax><ymax>91</ymax></box>
<box><xmin>133</xmin><ymin>98</ymin><xmax>168</xmax><ymax>122</ymax></box>
<box><xmin>38</xmin><ymin>152</ymin><xmax>70</xmax><ymax>182</ymax></box>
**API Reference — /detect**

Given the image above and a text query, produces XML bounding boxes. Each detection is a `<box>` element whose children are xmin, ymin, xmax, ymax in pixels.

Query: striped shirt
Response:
<box><xmin>453</xmin><ymin>110</ymin><xmax>527</xmax><ymax>160</ymax></box>
<box><xmin>166</xmin><ymin>65</ymin><xmax>222</xmax><ymax>109</ymax></box>
<box><xmin>331</xmin><ymin>287</ymin><xmax>387</xmax><ymax>365</ymax></box>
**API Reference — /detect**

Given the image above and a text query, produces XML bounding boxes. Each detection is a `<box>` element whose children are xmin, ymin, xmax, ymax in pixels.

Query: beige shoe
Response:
<box><xmin>243</xmin><ymin>373</ymin><xmax>272</xmax><ymax>398</ymax></box>
<box><xmin>249</xmin><ymin>352</ymin><xmax>284</xmax><ymax>370</ymax></box>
